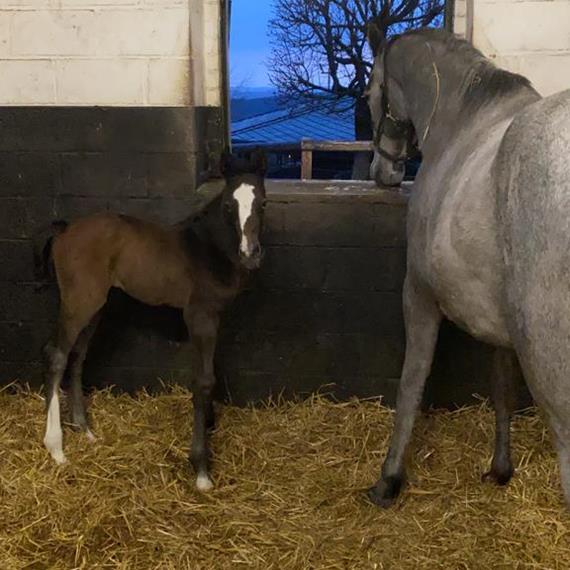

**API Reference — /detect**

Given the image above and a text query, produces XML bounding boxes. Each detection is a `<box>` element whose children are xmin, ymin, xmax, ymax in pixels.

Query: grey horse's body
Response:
<box><xmin>497</xmin><ymin>91</ymin><xmax>570</xmax><ymax>499</ymax></box>
<box><xmin>365</xmin><ymin>27</ymin><xmax>570</xmax><ymax>506</ymax></box>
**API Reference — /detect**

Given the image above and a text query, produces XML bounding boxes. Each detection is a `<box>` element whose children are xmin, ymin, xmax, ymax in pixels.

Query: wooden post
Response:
<box><xmin>301</xmin><ymin>140</ymin><xmax>313</xmax><ymax>180</ymax></box>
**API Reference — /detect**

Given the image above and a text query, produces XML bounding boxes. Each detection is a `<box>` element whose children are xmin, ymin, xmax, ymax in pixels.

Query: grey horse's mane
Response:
<box><xmin>394</xmin><ymin>28</ymin><xmax>536</xmax><ymax>110</ymax></box>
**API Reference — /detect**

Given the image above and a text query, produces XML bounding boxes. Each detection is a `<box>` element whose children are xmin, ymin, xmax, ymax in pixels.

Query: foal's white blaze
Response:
<box><xmin>196</xmin><ymin>473</ymin><xmax>214</xmax><ymax>491</ymax></box>
<box><xmin>234</xmin><ymin>183</ymin><xmax>256</xmax><ymax>255</ymax></box>
<box><xmin>43</xmin><ymin>392</ymin><xmax>67</xmax><ymax>465</ymax></box>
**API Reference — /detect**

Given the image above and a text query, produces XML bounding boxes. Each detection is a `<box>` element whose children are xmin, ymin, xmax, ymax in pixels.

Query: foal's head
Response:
<box><xmin>221</xmin><ymin>149</ymin><xmax>267</xmax><ymax>270</ymax></box>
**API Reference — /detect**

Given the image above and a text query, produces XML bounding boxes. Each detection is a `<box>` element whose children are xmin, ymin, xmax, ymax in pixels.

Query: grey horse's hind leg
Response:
<box><xmin>482</xmin><ymin>348</ymin><xmax>519</xmax><ymax>486</ymax></box>
<box><xmin>368</xmin><ymin>276</ymin><xmax>442</xmax><ymax>507</ymax></box>
<box><xmin>553</xmin><ymin>428</ymin><xmax>570</xmax><ymax>506</ymax></box>
<box><xmin>68</xmin><ymin>314</ymin><xmax>100</xmax><ymax>440</ymax></box>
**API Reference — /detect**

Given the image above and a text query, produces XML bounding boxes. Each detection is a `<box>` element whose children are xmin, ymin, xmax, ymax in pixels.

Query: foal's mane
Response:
<box><xmin>179</xmin><ymin>192</ymin><xmax>238</xmax><ymax>285</ymax></box>
<box><xmin>395</xmin><ymin>29</ymin><xmax>536</xmax><ymax>110</ymax></box>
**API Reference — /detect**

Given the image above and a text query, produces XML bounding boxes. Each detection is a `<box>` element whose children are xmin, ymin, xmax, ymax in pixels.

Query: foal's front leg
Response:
<box><xmin>184</xmin><ymin>306</ymin><xmax>219</xmax><ymax>491</ymax></box>
<box><xmin>368</xmin><ymin>276</ymin><xmax>442</xmax><ymax>507</ymax></box>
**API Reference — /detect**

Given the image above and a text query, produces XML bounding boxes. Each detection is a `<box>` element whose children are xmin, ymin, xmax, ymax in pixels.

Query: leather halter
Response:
<box><xmin>372</xmin><ymin>41</ymin><xmax>417</xmax><ymax>165</ymax></box>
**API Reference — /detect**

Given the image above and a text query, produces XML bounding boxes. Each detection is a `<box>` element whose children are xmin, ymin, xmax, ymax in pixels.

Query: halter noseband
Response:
<box><xmin>373</xmin><ymin>105</ymin><xmax>413</xmax><ymax>165</ymax></box>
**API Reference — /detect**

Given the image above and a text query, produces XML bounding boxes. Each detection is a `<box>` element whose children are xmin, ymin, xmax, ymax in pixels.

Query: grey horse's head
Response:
<box><xmin>365</xmin><ymin>18</ymin><xmax>415</xmax><ymax>187</ymax></box>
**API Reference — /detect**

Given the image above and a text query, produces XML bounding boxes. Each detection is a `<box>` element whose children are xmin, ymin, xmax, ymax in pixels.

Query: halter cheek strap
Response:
<box><xmin>374</xmin><ymin>102</ymin><xmax>412</xmax><ymax>164</ymax></box>
<box><xmin>373</xmin><ymin>105</ymin><xmax>415</xmax><ymax>165</ymax></box>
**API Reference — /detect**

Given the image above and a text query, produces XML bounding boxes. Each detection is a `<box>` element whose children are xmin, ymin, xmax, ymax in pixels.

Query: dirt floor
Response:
<box><xmin>0</xmin><ymin>385</ymin><xmax>568</xmax><ymax>569</ymax></box>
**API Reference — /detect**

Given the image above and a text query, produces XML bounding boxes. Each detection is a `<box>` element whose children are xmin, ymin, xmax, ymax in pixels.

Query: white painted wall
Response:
<box><xmin>454</xmin><ymin>0</ymin><xmax>570</xmax><ymax>96</ymax></box>
<box><xmin>0</xmin><ymin>0</ymin><xmax>223</xmax><ymax>106</ymax></box>
<box><xmin>191</xmin><ymin>0</ymin><xmax>223</xmax><ymax>107</ymax></box>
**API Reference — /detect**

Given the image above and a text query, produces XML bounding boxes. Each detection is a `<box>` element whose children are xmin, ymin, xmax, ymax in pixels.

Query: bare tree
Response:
<box><xmin>267</xmin><ymin>0</ymin><xmax>445</xmax><ymax>177</ymax></box>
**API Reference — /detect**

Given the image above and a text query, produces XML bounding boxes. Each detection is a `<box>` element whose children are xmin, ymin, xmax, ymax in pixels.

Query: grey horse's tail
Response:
<box><xmin>33</xmin><ymin>220</ymin><xmax>69</xmax><ymax>283</ymax></box>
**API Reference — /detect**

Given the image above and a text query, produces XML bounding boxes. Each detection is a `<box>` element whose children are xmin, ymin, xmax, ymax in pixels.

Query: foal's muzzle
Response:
<box><xmin>240</xmin><ymin>245</ymin><xmax>262</xmax><ymax>270</ymax></box>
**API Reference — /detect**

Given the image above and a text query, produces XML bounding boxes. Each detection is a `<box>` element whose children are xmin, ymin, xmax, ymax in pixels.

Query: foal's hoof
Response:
<box><xmin>70</xmin><ymin>420</ymin><xmax>97</xmax><ymax>442</ymax></box>
<box><xmin>367</xmin><ymin>476</ymin><xmax>404</xmax><ymax>508</ymax></box>
<box><xmin>49</xmin><ymin>450</ymin><xmax>68</xmax><ymax>465</ymax></box>
<box><xmin>196</xmin><ymin>473</ymin><xmax>214</xmax><ymax>492</ymax></box>
<box><xmin>482</xmin><ymin>465</ymin><xmax>514</xmax><ymax>486</ymax></box>
<box><xmin>85</xmin><ymin>429</ymin><xmax>97</xmax><ymax>443</ymax></box>
<box><xmin>44</xmin><ymin>436</ymin><xmax>68</xmax><ymax>465</ymax></box>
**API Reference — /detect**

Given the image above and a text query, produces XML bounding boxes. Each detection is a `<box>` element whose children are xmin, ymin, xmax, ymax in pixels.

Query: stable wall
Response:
<box><xmin>0</xmin><ymin>1</ymin><xmax>226</xmax><ymax>392</ymax></box>
<box><xmin>217</xmin><ymin>181</ymin><xmax>506</xmax><ymax>408</ymax></box>
<box><xmin>1</xmin><ymin>179</ymin><xmax>514</xmax><ymax>409</ymax></box>
<box><xmin>454</xmin><ymin>0</ymin><xmax>570</xmax><ymax>96</ymax></box>
<box><xmin>0</xmin><ymin>0</ymin><xmax>534</xmax><ymax>407</ymax></box>
<box><xmin>0</xmin><ymin>0</ymin><xmax>225</xmax><ymax>106</ymax></box>
<box><xmin>0</xmin><ymin>0</ymin><xmax>225</xmax><ymax>180</ymax></box>
<box><xmin>0</xmin><ymin>0</ymin><xmax>190</xmax><ymax>106</ymax></box>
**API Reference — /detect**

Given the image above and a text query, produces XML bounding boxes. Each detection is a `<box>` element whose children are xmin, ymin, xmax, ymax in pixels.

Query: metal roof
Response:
<box><xmin>231</xmin><ymin>103</ymin><xmax>355</xmax><ymax>146</ymax></box>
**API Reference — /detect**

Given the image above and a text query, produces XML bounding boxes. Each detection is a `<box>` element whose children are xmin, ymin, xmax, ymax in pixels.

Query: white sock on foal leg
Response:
<box><xmin>196</xmin><ymin>472</ymin><xmax>214</xmax><ymax>491</ymax></box>
<box><xmin>43</xmin><ymin>390</ymin><xmax>67</xmax><ymax>465</ymax></box>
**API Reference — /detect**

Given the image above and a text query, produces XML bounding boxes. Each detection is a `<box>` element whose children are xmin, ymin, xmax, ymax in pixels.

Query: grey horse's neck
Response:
<box><xmin>388</xmin><ymin>31</ymin><xmax>541</xmax><ymax>157</ymax></box>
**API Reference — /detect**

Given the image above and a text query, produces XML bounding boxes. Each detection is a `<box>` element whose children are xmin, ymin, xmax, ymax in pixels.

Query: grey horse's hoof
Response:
<box><xmin>367</xmin><ymin>476</ymin><xmax>404</xmax><ymax>508</ymax></box>
<box><xmin>482</xmin><ymin>464</ymin><xmax>514</xmax><ymax>486</ymax></box>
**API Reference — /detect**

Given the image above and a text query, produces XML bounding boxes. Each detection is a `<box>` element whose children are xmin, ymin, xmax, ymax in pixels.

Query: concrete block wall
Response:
<box><xmin>1</xmin><ymin>179</ymin><xmax>513</xmax><ymax>409</ymax></box>
<box><xmin>0</xmin><ymin>0</ymin><xmax>536</xmax><ymax>407</ymax></box>
<box><xmin>0</xmin><ymin>0</ymin><xmax>202</xmax><ymax>106</ymax></box>
<box><xmin>214</xmin><ymin>181</ymin><xmax>528</xmax><ymax>408</ymax></box>
<box><xmin>0</xmin><ymin>1</ymin><xmax>227</xmax><ymax>393</ymax></box>
<box><xmin>0</xmin><ymin>106</ymin><xmax>219</xmax><ymax>390</ymax></box>
<box><xmin>454</xmin><ymin>0</ymin><xmax>570</xmax><ymax>96</ymax></box>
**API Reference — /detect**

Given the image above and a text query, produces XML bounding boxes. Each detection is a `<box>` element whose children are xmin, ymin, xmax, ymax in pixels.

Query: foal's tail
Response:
<box><xmin>33</xmin><ymin>220</ymin><xmax>69</xmax><ymax>283</ymax></box>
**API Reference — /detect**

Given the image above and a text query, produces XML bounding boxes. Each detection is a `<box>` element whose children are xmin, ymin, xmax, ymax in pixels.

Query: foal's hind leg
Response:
<box><xmin>43</xmin><ymin>336</ymin><xmax>71</xmax><ymax>465</ymax></box>
<box><xmin>482</xmin><ymin>348</ymin><xmax>519</xmax><ymax>486</ymax></box>
<box><xmin>68</xmin><ymin>314</ymin><xmax>101</xmax><ymax>440</ymax></box>
<box><xmin>43</xmin><ymin>314</ymin><xmax>87</xmax><ymax>464</ymax></box>
<box><xmin>368</xmin><ymin>276</ymin><xmax>442</xmax><ymax>507</ymax></box>
<box><xmin>44</xmin><ymin>295</ymin><xmax>106</xmax><ymax>463</ymax></box>
<box><xmin>184</xmin><ymin>305</ymin><xmax>219</xmax><ymax>492</ymax></box>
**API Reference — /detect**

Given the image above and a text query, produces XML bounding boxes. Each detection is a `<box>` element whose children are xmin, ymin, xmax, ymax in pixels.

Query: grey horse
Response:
<box><xmin>365</xmin><ymin>24</ymin><xmax>570</xmax><ymax>507</ymax></box>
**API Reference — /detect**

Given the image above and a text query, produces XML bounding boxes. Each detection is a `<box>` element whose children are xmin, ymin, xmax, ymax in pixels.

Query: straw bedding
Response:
<box><xmin>0</xmin><ymin>385</ymin><xmax>569</xmax><ymax>569</ymax></box>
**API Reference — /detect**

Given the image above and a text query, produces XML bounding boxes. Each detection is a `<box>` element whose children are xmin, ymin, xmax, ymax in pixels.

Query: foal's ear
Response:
<box><xmin>249</xmin><ymin>148</ymin><xmax>267</xmax><ymax>176</ymax></box>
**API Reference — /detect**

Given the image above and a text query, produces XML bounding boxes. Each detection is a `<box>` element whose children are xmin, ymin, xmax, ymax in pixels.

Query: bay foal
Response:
<box><xmin>38</xmin><ymin>151</ymin><xmax>266</xmax><ymax>490</ymax></box>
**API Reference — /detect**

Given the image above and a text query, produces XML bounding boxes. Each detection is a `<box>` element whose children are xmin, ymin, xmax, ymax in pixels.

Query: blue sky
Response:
<box><xmin>228</xmin><ymin>1</ymin><xmax>446</xmax><ymax>91</ymax></box>
<box><xmin>230</xmin><ymin>0</ymin><xmax>273</xmax><ymax>89</ymax></box>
